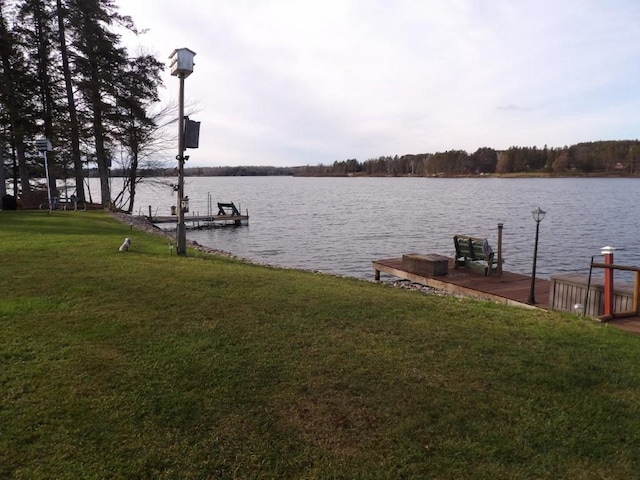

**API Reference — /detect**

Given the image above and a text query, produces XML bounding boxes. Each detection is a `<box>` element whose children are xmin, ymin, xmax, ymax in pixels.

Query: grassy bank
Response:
<box><xmin>1</xmin><ymin>210</ymin><xmax>639</xmax><ymax>479</ymax></box>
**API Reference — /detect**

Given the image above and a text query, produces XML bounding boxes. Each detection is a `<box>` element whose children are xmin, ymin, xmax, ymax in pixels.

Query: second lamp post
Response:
<box><xmin>527</xmin><ymin>207</ymin><xmax>546</xmax><ymax>304</ymax></box>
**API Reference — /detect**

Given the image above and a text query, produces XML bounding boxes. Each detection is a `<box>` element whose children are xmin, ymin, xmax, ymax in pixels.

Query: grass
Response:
<box><xmin>1</xmin><ymin>210</ymin><xmax>640</xmax><ymax>479</ymax></box>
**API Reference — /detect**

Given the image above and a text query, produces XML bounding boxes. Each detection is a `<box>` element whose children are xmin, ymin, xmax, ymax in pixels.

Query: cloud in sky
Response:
<box><xmin>117</xmin><ymin>0</ymin><xmax>640</xmax><ymax>167</ymax></box>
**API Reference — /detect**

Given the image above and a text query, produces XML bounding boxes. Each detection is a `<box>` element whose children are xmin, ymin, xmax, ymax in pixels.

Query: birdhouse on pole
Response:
<box><xmin>169</xmin><ymin>48</ymin><xmax>196</xmax><ymax>77</ymax></box>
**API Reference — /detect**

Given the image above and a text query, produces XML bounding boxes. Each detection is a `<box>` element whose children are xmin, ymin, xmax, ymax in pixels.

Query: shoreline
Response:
<box><xmin>108</xmin><ymin>210</ymin><xmax>453</xmax><ymax>297</ymax></box>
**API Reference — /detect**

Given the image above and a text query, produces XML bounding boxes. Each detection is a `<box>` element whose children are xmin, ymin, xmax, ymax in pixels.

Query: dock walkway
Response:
<box><xmin>152</xmin><ymin>214</ymin><xmax>249</xmax><ymax>228</ymax></box>
<box><xmin>373</xmin><ymin>256</ymin><xmax>640</xmax><ymax>335</ymax></box>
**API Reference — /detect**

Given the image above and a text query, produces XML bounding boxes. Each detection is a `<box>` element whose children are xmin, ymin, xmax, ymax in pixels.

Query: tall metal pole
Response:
<box><xmin>36</xmin><ymin>138</ymin><xmax>53</xmax><ymax>210</ymax></box>
<box><xmin>527</xmin><ymin>220</ymin><xmax>540</xmax><ymax>304</ymax></box>
<box><xmin>176</xmin><ymin>73</ymin><xmax>187</xmax><ymax>255</ymax></box>
<box><xmin>43</xmin><ymin>150</ymin><xmax>53</xmax><ymax>211</ymax></box>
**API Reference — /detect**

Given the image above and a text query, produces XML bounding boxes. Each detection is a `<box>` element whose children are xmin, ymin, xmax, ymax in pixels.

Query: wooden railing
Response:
<box><xmin>589</xmin><ymin>262</ymin><xmax>640</xmax><ymax>321</ymax></box>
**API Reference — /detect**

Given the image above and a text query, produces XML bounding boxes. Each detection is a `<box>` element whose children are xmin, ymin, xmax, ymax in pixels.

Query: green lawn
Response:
<box><xmin>1</xmin><ymin>210</ymin><xmax>639</xmax><ymax>479</ymax></box>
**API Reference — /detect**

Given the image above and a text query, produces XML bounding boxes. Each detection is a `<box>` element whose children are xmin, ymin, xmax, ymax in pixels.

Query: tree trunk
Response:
<box><xmin>0</xmin><ymin>141</ymin><xmax>5</xmax><ymax>197</ymax></box>
<box><xmin>32</xmin><ymin>0</ymin><xmax>58</xmax><ymax>199</ymax></box>
<box><xmin>56</xmin><ymin>0</ymin><xmax>85</xmax><ymax>201</ymax></box>
<box><xmin>127</xmin><ymin>149</ymin><xmax>138</xmax><ymax>213</ymax></box>
<box><xmin>0</xmin><ymin>5</ymin><xmax>31</xmax><ymax>198</ymax></box>
<box><xmin>92</xmin><ymin>99</ymin><xmax>110</xmax><ymax>206</ymax></box>
<box><xmin>0</xmin><ymin>54</ymin><xmax>31</xmax><ymax>198</ymax></box>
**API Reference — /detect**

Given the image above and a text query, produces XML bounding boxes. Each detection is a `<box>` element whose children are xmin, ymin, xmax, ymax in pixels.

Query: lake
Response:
<box><xmin>102</xmin><ymin>176</ymin><xmax>640</xmax><ymax>282</ymax></box>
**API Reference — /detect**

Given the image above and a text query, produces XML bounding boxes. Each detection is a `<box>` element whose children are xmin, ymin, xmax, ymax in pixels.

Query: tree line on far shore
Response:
<box><xmin>296</xmin><ymin>140</ymin><xmax>640</xmax><ymax>177</ymax></box>
<box><xmin>127</xmin><ymin>139</ymin><xmax>640</xmax><ymax>178</ymax></box>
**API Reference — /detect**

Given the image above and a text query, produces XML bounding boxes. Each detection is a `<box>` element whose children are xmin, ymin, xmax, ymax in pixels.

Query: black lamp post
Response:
<box><xmin>527</xmin><ymin>207</ymin><xmax>546</xmax><ymax>304</ymax></box>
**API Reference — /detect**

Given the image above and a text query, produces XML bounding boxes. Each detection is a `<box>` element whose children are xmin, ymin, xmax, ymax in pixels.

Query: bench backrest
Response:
<box><xmin>454</xmin><ymin>235</ymin><xmax>474</xmax><ymax>259</ymax></box>
<box><xmin>454</xmin><ymin>235</ymin><xmax>493</xmax><ymax>261</ymax></box>
<box><xmin>217</xmin><ymin>202</ymin><xmax>241</xmax><ymax>216</ymax></box>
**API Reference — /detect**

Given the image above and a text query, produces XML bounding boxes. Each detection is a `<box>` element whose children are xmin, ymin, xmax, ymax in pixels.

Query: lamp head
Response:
<box><xmin>601</xmin><ymin>246</ymin><xmax>616</xmax><ymax>255</ymax></box>
<box><xmin>532</xmin><ymin>207</ymin><xmax>546</xmax><ymax>223</ymax></box>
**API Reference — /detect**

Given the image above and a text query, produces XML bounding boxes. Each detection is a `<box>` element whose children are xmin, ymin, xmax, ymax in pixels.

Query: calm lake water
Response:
<box><xmin>102</xmin><ymin>176</ymin><xmax>640</xmax><ymax>282</ymax></box>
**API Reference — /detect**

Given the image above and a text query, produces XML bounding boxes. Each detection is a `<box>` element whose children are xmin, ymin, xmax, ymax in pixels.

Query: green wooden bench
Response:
<box><xmin>217</xmin><ymin>202</ymin><xmax>241</xmax><ymax>216</ymax></box>
<box><xmin>454</xmin><ymin>235</ymin><xmax>498</xmax><ymax>276</ymax></box>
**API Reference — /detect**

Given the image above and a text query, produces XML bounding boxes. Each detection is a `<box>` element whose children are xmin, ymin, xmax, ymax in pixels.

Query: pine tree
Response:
<box><xmin>1</xmin><ymin>0</ymin><xmax>166</xmax><ymax>208</ymax></box>
<box><xmin>16</xmin><ymin>0</ymin><xmax>62</xmax><ymax>198</ymax></box>
<box><xmin>55</xmin><ymin>0</ymin><xmax>84</xmax><ymax>200</ymax></box>
<box><xmin>65</xmin><ymin>0</ymin><xmax>132</xmax><ymax>206</ymax></box>
<box><xmin>0</xmin><ymin>0</ymin><xmax>38</xmax><ymax>201</ymax></box>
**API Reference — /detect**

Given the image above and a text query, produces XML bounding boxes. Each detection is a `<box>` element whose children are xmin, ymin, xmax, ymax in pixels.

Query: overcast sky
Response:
<box><xmin>116</xmin><ymin>0</ymin><xmax>640</xmax><ymax>167</ymax></box>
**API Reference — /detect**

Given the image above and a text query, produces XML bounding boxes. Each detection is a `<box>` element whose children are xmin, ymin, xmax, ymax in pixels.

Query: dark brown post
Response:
<box><xmin>602</xmin><ymin>246</ymin><xmax>615</xmax><ymax>317</ymax></box>
<box><xmin>634</xmin><ymin>271</ymin><xmax>639</xmax><ymax>314</ymax></box>
<box><xmin>497</xmin><ymin>223</ymin><xmax>503</xmax><ymax>277</ymax></box>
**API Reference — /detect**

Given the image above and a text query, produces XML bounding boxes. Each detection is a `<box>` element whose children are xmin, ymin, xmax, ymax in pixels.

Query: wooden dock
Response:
<box><xmin>373</xmin><ymin>256</ymin><xmax>640</xmax><ymax>335</ymax></box>
<box><xmin>146</xmin><ymin>201</ymin><xmax>249</xmax><ymax>229</ymax></box>
<box><xmin>151</xmin><ymin>214</ymin><xmax>249</xmax><ymax>228</ymax></box>
<box><xmin>373</xmin><ymin>257</ymin><xmax>549</xmax><ymax>308</ymax></box>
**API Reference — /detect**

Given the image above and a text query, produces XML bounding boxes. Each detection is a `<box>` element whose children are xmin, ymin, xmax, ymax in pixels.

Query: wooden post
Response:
<box><xmin>601</xmin><ymin>246</ymin><xmax>615</xmax><ymax>317</ymax></box>
<box><xmin>634</xmin><ymin>271</ymin><xmax>640</xmax><ymax>314</ymax></box>
<box><xmin>497</xmin><ymin>223</ymin><xmax>503</xmax><ymax>277</ymax></box>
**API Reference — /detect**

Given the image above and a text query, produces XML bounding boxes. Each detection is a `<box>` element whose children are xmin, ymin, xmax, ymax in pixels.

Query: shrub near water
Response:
<box><xmin>1</xmin><ymin>210</ymin><xmax>640</xmax><ymax>479</ymax></box>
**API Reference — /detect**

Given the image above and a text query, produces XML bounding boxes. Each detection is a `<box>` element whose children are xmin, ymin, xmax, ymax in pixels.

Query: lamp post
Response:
<box><xmin>169</xmin><ymin>48</ymin><xmax>196</xmax><ymax>256</ymax></box>
<box><xmin>527</xmin><ymin>207</ymin><xmax>546</xmax><ymax>304</ymax></box>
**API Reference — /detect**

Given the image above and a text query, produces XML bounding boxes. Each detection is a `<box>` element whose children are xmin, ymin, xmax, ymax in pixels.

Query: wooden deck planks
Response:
<box><xmin>373</xmin><ymin>257</ymin><xmax>549</xmax><ymax>307</ymax></box>
<box><xmin>607</xmin><ymin>317</ymin><xmax>640</xmax><ymax>335</ymax></box>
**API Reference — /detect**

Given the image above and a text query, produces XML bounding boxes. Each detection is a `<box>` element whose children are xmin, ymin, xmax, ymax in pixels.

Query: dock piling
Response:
<box><xmin>497</xmin><ymin>223</ymin><xmax>503</xmax><ymax>277</ymax></box>
<box><xmin>601</xmin><ymin>246</ymin><xmax>616</xmax><ymax>317</ymax></box>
